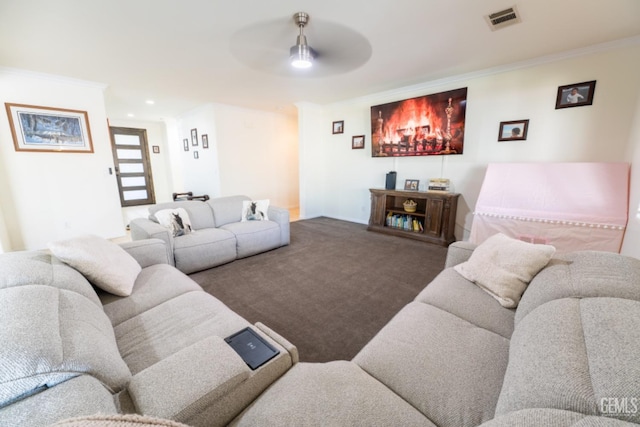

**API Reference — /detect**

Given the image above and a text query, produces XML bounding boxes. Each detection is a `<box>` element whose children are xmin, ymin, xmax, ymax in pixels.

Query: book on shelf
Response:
<box><xmin>386</xmin><ymin>212</ymin><xmax>423</xmax><ymax>232</ymax></box>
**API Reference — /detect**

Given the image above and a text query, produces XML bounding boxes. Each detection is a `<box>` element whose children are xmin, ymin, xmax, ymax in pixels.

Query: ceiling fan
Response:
<box><xmin>229</xmin><ymin>12</ymin><xmax>372</xmax><ymax>77</ymax></box>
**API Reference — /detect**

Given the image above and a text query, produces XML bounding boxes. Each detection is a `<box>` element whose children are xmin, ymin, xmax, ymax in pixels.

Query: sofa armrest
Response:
<box><xmin>120</xmin><ymin>239</ymin><xmax>169</xmax><ymax>268</ymax></box>
<box><xmin>445</xmin><ymin>241</ymin><xmax>477</xmax><ymax>268</ymax></box>
<box><xmin>255</xmin><ymin>322</ymin><xmax>298</xmax><ymax>364</ymax></box>
<box><xmin>129</xmin><ymin>218</ymin><xmax>174</xmax><ymax>266</ymax></box>
<box><xmin>267</xmin><ymin>206</ymin><xmax>290</xmax><ymax>246</ymax></box>
<box><xmin>127</xmin><ymin>336</ymin><xmax>250</xmax><ymax>422</ymax></box>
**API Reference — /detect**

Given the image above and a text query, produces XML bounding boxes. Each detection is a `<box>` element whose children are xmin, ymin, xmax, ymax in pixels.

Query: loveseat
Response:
<box><xmin>129</xmin><ymin>195</ymin><xmax>290</xmax><ymax>274</ymax></box>
<box><xmin>0</xmin><ymin>237</ymin><xmax>298</xmax><ymax>427</ymax></box>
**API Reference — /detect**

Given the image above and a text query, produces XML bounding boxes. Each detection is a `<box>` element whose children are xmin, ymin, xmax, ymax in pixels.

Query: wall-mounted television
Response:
<box><xmin>370</xmin><ymin>87</ymin><xmax>467</xmax><ymax>157</ymax></box>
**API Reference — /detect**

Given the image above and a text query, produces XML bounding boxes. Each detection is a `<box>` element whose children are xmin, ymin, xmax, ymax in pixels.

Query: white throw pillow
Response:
<box><xmin>454</xmin><ymin>233</ymin><xmax>556</xmax><ymax>308</ymax></box>
<box><xmin>241</xmin><ymin>199</ymin><xmax>270</xmax><ymax>222</ymax></box>
<box><xmin>48</xmin><ymin>234</ymin><xmax>141</xmax><ymax>297</ymax></box>
<box><xmin>154</xmin><ymin>208</ymin><xmax>194</xmax><ymax>237</ymax></box>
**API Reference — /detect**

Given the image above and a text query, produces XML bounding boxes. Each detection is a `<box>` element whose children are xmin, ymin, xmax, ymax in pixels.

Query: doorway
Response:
<box><xmin>109</xmin><ymin>127</ymin><xmax>156</xmax><ymax>207</ymax></box>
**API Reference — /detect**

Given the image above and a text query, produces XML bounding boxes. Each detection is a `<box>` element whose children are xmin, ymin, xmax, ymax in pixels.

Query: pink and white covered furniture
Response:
<box><xmin>470</xmin><ymin>162</ymin><xmax>630</xmax><ymax>253</ymax></box>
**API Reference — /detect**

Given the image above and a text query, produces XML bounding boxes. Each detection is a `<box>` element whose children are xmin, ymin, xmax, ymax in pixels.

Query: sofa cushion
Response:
<box><xmin>241</xmin><ymin>199</ymin><xmax>269</xmax><ymax>221</ymax></box>
<box><xmin>208</xmin><ymin>195</ymin><xmax>250</xmax><ymax>227</ymax></box>
<box><xmin>0</xmin><ymin>251</ymin><xmax>101</xmax><ymax>307</ymax></box>
<box><xmin>454</xmin><ymin>233</ymin><xmax>555</xmax><ymax>308</ymax></box>
<box><xmin>353</xmin><ymin>301</ymin><xmax>510</xmax><ymax>427</ymax></box>
<box><xmin>496</xmin><ymin>298</ymin><xmax>640</xmax><ymax>424</ymax></box>
<box><xmin>113</xmin><ymin>291</ymin><xmax>249</xmax><ymax>374</ymax></box>
<box><xmin>0</xmin><ymin>376</ymin><xmax>119</xmax><ymax>427</ymax></box>
<box><xmin>173</xmin><ymin>228</ymin><xmax>237</xmax><ymax>274</ymax></box>
<box><xmin>515</xmin><ymin>251</ymin><xmax>640</xmax><ymax>325</ymax></box>
<box><xmin>230</xmin><ymin>361</ymin><xmax>434</xmax><ymax>427</ymax></box>
<box><xmin>149</xmin><ymin>201</ymin><xmax>216</xmax><ymax>230</ymax></box>
<box><xmin>220</xmin><ymin>221</ymin><xmax>281</xmax><ymax>259</ymax></box>
<box><xmin>48</xmin><ymin>234</ymin><xmax>141</xmax><ymax>297</ymax></box>
<box><xmin>99</xmin><ymin>264</ymin><xmax>203</xmax><ymax>327</ymax></box>
<box><xmin>414</xmin><ymin>268</ymin><xmax>515</xmax><ymax>339</ymax></box>
<box><xmin>0</xmin><ymin>285</ymin><xmax>131</xmax><ymax>407</ymax></box>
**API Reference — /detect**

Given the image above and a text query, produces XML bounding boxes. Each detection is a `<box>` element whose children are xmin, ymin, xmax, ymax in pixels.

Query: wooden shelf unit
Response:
<box><xmin>367</xmin><ymin>188</ymin><xmax>459</xmax><ymax>246</ymax></box>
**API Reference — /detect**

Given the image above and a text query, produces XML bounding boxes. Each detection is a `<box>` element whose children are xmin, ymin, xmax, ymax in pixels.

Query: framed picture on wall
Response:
<box><xmin>152</xmin><ymin>145</ymin><xmax>160</xmax><ymax>154</ymax></box>
<box><xmin>191</xmin><ymin>128</ymin><xmax>198</xmax><ymax>146</ymax></box>
<box><xmin>5</xmin><ymin>103</ymin><xmax>94</xmax><ymax>153</ymax></box>
<box><xmin>202</xmin><ymin>134</ymin><xmax>209</xmax><ymax>149</ymax></box>
<box><xmin>498</xmin><ymin>119</ymin><xmax>529</xmax><ymax>141</ymax></box>
<box><xmin>555</xmin><ymin>80</ymin><xmax>596</xmax><ymax>109</ymax></box>
<box><xmin>352</xmin><ymin>135</ymin><xmax>365</xmax><ymax>149</ymax></box>
<box><xmin>183</xmin><ymin>138</ymin><xmax>189</xmax><ymax>151</ymax></box>
<box><xmin>332</xmin><ymin>120</ymin><xmax>344</xmax><ymax>134</ymax></box>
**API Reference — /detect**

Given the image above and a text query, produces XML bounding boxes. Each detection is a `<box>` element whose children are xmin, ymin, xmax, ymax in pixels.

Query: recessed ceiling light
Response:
<box><xmin>127</xmin><ymin>113</ymin><xmax>135</xmax><ymax>117</ymax></box>
<box><xmin>145</xmin><ymin>100</ymin><xmax>155</xmax><ymax>105</ymax></box>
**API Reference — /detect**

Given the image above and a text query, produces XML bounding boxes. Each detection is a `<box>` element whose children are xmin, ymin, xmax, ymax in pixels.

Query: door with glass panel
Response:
<box><xmin>109</xmin><ymin>127</ymin><xmax>156</xmax><ymax>207</ymax></box>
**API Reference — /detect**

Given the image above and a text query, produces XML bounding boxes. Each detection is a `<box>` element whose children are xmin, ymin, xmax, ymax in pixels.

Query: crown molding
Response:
<box><xmin>0</xmin><ymin>66</ymin><xmax>108</xmax><ymax>90</ymax></box>
<box><xmin>336</xmin><ymin>35</ymin><xmax>640</xmax><ymax>108</ymax></box>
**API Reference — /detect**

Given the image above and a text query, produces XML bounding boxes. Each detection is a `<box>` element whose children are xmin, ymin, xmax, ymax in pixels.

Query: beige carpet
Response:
<box><xmin>190</xmin><ymin>217</ymin><xmax>448</xmax><ymax>362</ymax></box>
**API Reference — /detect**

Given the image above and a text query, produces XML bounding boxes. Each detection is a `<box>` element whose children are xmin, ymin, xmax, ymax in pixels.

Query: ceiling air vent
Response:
<box><xmin>485</xmin><ymin>6</ymin><xmax>521</xmax><ymax>31</ymax></box>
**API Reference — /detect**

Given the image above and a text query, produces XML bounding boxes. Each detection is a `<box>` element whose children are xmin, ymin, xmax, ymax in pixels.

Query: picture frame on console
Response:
<box><xmin>5</xmin><ymin>103</ymin><xmax>94</xmax><ymax>153</ymax></box>
<box><xmin>332</xmin><ymin>120</ymin><xmax>344</xmax><ymax>134</ymax></box>
<box><xmin>555</xmin><ymin>80</ymin><xmax>596</xmax><ymax>109</ymax></box>
<box><xmin>498</xmin><ymin>119</ymin><xmax>529</xmax><ymax>141</ymax></box>
<box><xmin>404</xmin><ymin>179</ymin><xmax>419</xmax><ymax>190</ymax></box>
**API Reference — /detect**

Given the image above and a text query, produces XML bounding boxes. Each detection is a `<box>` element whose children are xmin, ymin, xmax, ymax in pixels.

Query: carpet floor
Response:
<box><xmin>190</xmin><ymin>217</ymin><xmax>448</xmax><ymax>363</ymax></box>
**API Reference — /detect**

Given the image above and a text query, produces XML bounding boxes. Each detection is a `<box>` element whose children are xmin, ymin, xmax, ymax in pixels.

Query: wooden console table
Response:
<box><xmin>368</xmin><ymin>188</ymin><xmax>459</xmax><ymax>246</ymax></box>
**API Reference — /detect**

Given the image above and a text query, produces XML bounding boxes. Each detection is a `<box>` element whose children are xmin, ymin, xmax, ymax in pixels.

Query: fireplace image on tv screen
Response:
<box><xmin>371</xmin><ymin>87</ymin><xmax>467</xmax><ymax>157</ymax></box>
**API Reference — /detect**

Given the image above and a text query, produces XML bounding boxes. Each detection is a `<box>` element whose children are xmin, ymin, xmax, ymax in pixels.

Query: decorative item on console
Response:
<box><xmin>370</xmin><ymin>88</ymin><xmax>467</xmax><ymax>157</ymax></box>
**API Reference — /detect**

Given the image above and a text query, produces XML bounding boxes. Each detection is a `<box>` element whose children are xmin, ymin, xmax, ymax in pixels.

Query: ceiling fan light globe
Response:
<box><xmin>290</xmin><ymin>45</ymin><xmax>314</xmax><ymax>68</ymax></box>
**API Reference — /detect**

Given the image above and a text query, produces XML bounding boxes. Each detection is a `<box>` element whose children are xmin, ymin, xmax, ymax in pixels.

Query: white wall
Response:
<box><xmin>0</xmin><ymin>70</ymin><xmax>125</xmax><ymax>250</ymax></box>
<box><xmin>621</xmin><ymin>85</ymin><xmax>640</xmax><ymax>258</ymax></box>
<box><xmin>173</xmin><ymin>103</ymin><xmax>299</xmax><ymax>209</ymax></box>
<box><xmin>300</xmin><ymin>41</ymin><xmax>640</xmax><ymax>252</ymax></box>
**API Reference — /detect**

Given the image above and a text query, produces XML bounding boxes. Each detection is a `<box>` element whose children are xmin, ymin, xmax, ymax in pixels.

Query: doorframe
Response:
<box><xmin>109</xmin><ymin>126</ymin><xmax>156</xmax><ymax>207</ymax></box>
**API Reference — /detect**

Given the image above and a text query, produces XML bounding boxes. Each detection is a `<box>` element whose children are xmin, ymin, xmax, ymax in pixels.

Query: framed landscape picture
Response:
<box><xmin>5</xmin><ymin>103</ymin><xmax>94</xmax><ymax>153</ymax></box>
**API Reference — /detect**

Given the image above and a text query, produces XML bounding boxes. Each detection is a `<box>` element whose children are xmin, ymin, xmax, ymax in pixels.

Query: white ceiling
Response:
<box><xmin>1</xmin><ymin>0</ymin><xmax>639</xmax><ymax>121</ymax></box>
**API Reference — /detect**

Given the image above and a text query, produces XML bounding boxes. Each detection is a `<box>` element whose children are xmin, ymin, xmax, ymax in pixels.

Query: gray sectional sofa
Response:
<box><xmin>1</xmin><ymin>236</ymin><xmax>639</xmax><ymax>426</ymax></box>
<box><xmin>0</xmin><ymin>239</ymin><xmax>298</xmax><ymax>427</ymax></box>
<box><xmin>130</xmin><ymin>195</ymin><xmax>290</xmax><ymax>274</ymax></box>
<box><xmin>230</xmin><ymin>242</ymin><xmax>640</xmax><ymax>426</ymax></box>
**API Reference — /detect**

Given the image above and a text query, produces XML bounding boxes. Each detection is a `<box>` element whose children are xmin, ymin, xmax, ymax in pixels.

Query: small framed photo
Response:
<box><xmin>202</xmin><ymin>134</ymin><xmax>209</xmax><ymax>149</ymax></box>
<box><xmin>555</xmin><ymin>80</ymin><xmax>596</xmax><ymax>109</ymax></box>
<box><xmin>498</xmin><ymin>119</ymin><xmax>529</xmax><ymax>141</ymax></box>
<box><xmin>191</xmin><ymin>128</ymin><xmax>198</xmax><ymax>146</ymax></box>
<box><xmin>193</xmin><ymin>151</ymin><xmax>199</xmax><ymax>159</ymax></box>
<box><xmin>404</xmin><ymin>179</ymin><xmax>420</xmax><ymax>191</ymax></box>
<box><xmin>352</xmin><ymin>135</ymin><xmax>365</xmax><ymax>149</ymax></box>
<box><xmin>152</xmin><ymin>145</ymin><xmax>160</xmax><ymax>154</ymax></box>
<box><xmin>5</xmin><ymin>103</ymin><xmax>94</xmax><ymax>153</ymax></box>
<box><xmin>332</xmin><ymin>120</ymin><xmax>344</xmax><ymax>134</ymax></box>
<box><xmin>183</xmin><ymin>138</ymin><xmax>189</xmax><ymax>151</ymax></box>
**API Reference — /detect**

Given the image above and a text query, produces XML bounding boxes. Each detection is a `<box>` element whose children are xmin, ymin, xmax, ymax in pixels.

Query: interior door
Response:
<box><xmin>109</xmin><ymin>127</ymin><xmax>156</xmax><ymax>207</ymax></box>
